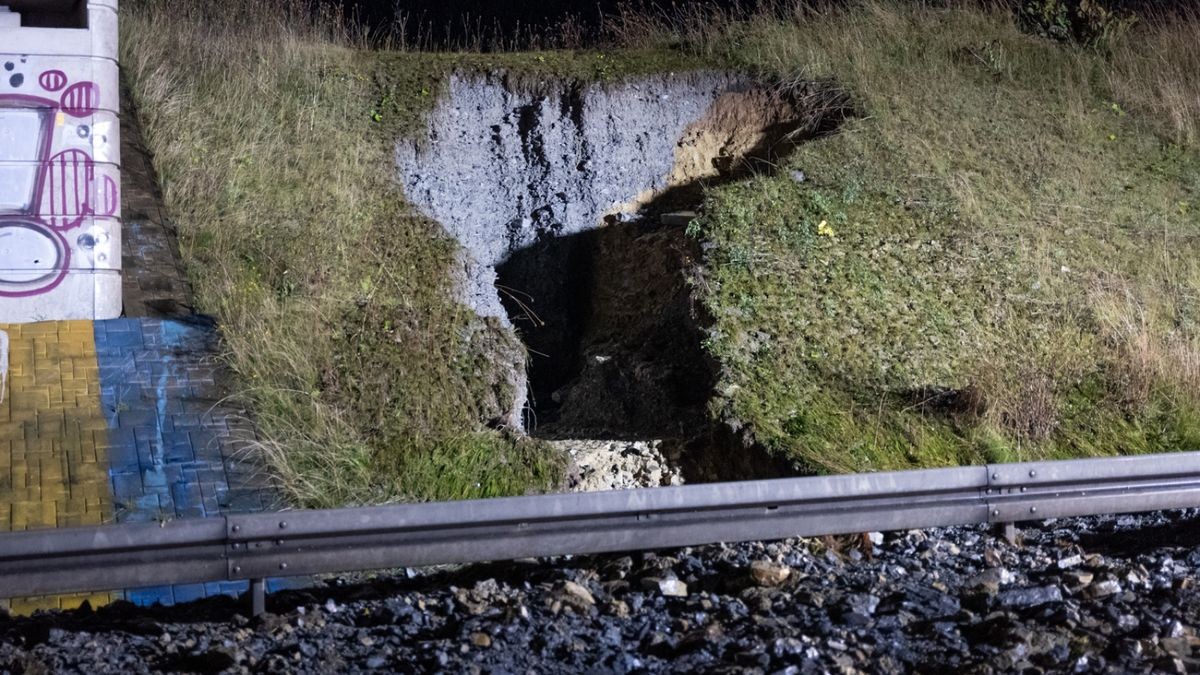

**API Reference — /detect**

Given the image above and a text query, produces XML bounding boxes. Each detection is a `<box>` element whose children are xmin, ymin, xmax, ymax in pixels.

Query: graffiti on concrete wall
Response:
<box><xmin>0</xmin><ymin>0</ymin><xmax>121</xmax><ymax>321</ymax></box>
<box><xmin>0</xmin><ymin>61</ymin><xmax>116</xmax><ymax>298</ymax></box>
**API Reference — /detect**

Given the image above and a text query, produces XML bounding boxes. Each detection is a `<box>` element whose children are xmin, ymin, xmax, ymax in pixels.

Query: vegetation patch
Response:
<box><xmin>677</xmin><ymin>3</ymin><xmax>1200</xmax><ymax>472</ymax></box>
<box><xmin>1017</xmin><ymin>0</ymin><xmax>1138</xmax><ymax>47</ymax></box>
<box><xmin>118</xmin><ymin>2</ymin><xmax>711</xmax><ymax>504</ymax></box>
<box><xmin>122</xmin><ymin>0</ymin><xmax>1200</xmax><ymax>503</ymax></box>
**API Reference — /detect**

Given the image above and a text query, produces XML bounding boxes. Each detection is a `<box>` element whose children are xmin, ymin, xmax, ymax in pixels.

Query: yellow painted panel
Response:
<box><xmin>0</xmin><ymin>321</ymin><xmax>115</xmax><ymax>614</ymax></box>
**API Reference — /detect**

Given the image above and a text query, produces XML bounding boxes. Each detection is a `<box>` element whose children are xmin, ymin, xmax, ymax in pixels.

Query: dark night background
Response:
<box><xmin>337</xmin><ymin>0</ymin><xmax>737</xmax><ymax>48</ymax></box>
<box><xmin>345</xmin><ymin>0</ymin><xmax>692</xmax><ymax>31</ymax></box>
<box><xmin>337</xmin><ymin>0</ymin><xmax>1192</xmax><ymax>49</ymax></box>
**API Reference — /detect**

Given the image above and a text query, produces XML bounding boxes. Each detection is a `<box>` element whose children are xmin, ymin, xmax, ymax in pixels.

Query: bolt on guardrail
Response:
<box><xmin>2</xmin><ymin>452</ymin><xmax>1200</xmax><ymax>615</ymax></box>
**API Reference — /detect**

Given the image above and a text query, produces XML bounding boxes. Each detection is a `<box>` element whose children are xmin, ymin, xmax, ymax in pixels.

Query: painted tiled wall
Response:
<box><xmin>0</xmin><ymin>318</ymin><xmax>284</xmax><ymax>612</ymax></box>
<box><xmin>0</xmin><ymin>320</ymin><xmax>116</xmax><ymax>613</ymax></box>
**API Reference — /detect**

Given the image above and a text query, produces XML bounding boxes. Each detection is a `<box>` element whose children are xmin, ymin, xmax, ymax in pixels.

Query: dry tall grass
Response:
<box><xmin>684</xmin><ymin>1</ymin><xmax>1200</xmax><ymax>469</ymax></box>
<box><xmin>1091</xmin><ymin>268</ymin><xmax>1200</xmax><ymax>411</ymax></box>
<box><xmin>1109</xmin><ymin>8</ymin><xmax>1200</xmax><ymax>146</ymax></box>
<box><xmin>121</xmin><ymin>0</ymin><xmax>563</xmax><ymax>506</ymax></box>
<box><xmin>122</xmin><ymin>1</ymin><xmax>380</xmax><ymax>504</ymax></box>
<box><xmin>599</xmin><ymin>0</ymin><xmax>1199</xmax><ymax>151</ymax></box>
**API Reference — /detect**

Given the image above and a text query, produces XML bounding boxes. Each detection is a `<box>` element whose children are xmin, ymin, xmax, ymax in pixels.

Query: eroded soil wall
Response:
<box><xmin>398</xmin><ymin>70</ymin><xmax>844</xmax><ymax>478</ymax></box>
<box><xmin>397</xmin><ymin>71</ymin><xmax>747</xmax><ymax>323</ymax></box>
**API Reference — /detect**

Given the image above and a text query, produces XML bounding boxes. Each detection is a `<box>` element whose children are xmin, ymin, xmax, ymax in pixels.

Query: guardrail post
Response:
<box><xmin>250</xmin><ymin>578</ymin><xmax>265</xmax><ymax>616</ymax></box>
<box><xmin>5</xmin><ymin>453</ymin><xmax>1200</xmax><ymax>607</ymax></box>
<box><xmin>986</xmin><ymin>464</ymin><xmax>1020</xmax><ymax>545</ymax></box>
<box><xmin>994</xmin><ymin>521</ymin><xmax>1018</xmax><ymax>545</ymax></box>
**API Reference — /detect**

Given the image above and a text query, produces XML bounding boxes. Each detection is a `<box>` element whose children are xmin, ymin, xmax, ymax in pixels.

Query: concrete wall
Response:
<box><xmin>0</xmin><ymin>0</ymin><xmax>120</xmax><ymax>321</ymax></box>
<box><xmin>397</xmin><ymin>72</ymin><xmax>744</xmax><ymax>324</ymax></box>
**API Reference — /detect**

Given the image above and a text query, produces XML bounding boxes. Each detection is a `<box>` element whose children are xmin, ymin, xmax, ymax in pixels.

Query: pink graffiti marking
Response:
<box><xmin>0</xmin><ymin>94</ymin><xmax>56</xmax><ymax>213</ymax></box>
<box><xmin>0</xmin><ymin>226</ymin><xmax>70</xmax><ymax>298</ymax></box>
<box><xmin>101</xmin><ymin>175</ymin><xmax>119</xmax><ymax>216</ymax></box>
<box><xmin>0</xmin><ymin>73</ymin><xmax>105</xmax><ymax>297</ymax></box>
<box><xmin>40</xmin><ymin>149</ymin><xmax>95</xmax><ymax>230</ymax></box>
<box><xmin>60</xmin><ymin>81</ymin><xmax>98</xmax><ymax>117</ymax></box>
<box><xmin>38</xmin><ymin>70</ymin><xmax>67</xmax><ymax>92</ymax></box>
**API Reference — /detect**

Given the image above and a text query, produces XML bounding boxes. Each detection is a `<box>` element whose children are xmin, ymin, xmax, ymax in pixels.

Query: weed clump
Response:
<box><xmin>1017</xmin><ymin>0</ymin><xmax>1138</xmax><ymax>47</ymax></box>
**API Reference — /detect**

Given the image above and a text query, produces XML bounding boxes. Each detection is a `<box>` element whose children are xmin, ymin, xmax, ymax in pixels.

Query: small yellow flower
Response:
<box><xmin>817</xmin><ymin>220</ymin><xmax>834</xmax><ymax>237</ymax></box>
<box><xmin>1107</xmin><ymin>134</ymin><xmax>1117</xmax><ymax>141</ymax></box>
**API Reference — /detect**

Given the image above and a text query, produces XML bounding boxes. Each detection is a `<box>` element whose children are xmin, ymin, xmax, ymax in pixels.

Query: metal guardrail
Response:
<box><xmin>3</xmin><ymin>452</ymin><xmax>1200</xmax><ymax>613</ymax></box>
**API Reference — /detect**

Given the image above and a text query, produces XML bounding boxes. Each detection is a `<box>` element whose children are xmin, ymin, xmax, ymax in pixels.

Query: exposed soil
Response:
<box><xmin>497</xmin><ymin>219</ymin><xmax>711</xmax><ymax>440</ymax></box>
<box><xmin>398</xmin><ymin>71</ymin><xmax>850</xmax><ymax>483</ymax></box>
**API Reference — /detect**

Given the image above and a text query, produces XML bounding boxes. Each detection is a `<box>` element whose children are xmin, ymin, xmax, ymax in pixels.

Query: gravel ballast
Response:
<box><xmin>3</xmin><ymin>510</ymin><xmax>1200</xmax><ymax>674</ymax></box>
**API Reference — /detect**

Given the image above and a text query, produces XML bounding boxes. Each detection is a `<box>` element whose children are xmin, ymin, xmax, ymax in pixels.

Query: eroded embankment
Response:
<box><xmin>397</xmin><ymin>70</ymin><xmax>847</xmax><ymax>483</ymax></box>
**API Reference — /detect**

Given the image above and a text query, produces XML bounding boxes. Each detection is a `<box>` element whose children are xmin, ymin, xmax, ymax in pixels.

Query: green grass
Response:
<box><xmin>683</xmin><ymin>3</ymin><xmax>1200</xmax><ymax>472</ymax></box>
<box><xmin>119</xmin><ymin>0</ymin><xmax>730</xmax><ymax>506</ymax></box>
<box><xmin>121</xmin><ymin>0</ymin><xmax>1200</xmax><ymax>503</ymax></box>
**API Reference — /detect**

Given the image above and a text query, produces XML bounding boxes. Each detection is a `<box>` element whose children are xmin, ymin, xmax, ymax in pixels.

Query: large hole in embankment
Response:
<box><xmin>496</xmin><ymin>216</ymin><xmax>713</xmax><ymax>440</ymax></box>
<box><xmin>398</xmin><ymin>71</ymin><xmax>850</xmax><ymax>487</ymax></box>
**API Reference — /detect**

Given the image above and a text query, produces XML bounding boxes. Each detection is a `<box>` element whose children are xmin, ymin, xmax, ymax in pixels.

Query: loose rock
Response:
<box><xmin>749</xmin><ymin>561</ymin><xmax>791</xmax><ymax>587</ymax></box>
<box><xmin>470</xmin><ymin>633</ymin><xmax>492</xmax><ymax>649</ymax></box>
<box><xmin>556</xmin><ymin>581</ymin><xmax>596</xmax><ymax>610</ymax></box>
<box><xmin>1</xmin><ymin>509</ymin><xmax>1198</xmax><ymax>673</ymax></box>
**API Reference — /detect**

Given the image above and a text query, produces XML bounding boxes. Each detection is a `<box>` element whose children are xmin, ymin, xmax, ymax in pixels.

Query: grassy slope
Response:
<box><xmin>121</xmin><ymin>1</ymin><xmax>1200</xmax><ymax>503</ymax></box>
<box><xmin>687</xmin><ymin>4</ymin><xmax>1200</xmax><ymax>472</ymax></box>
<box><xmin>119</xmin><ymin>0</ymin><xmax>717</xmax><ymax>506</ymax></box>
